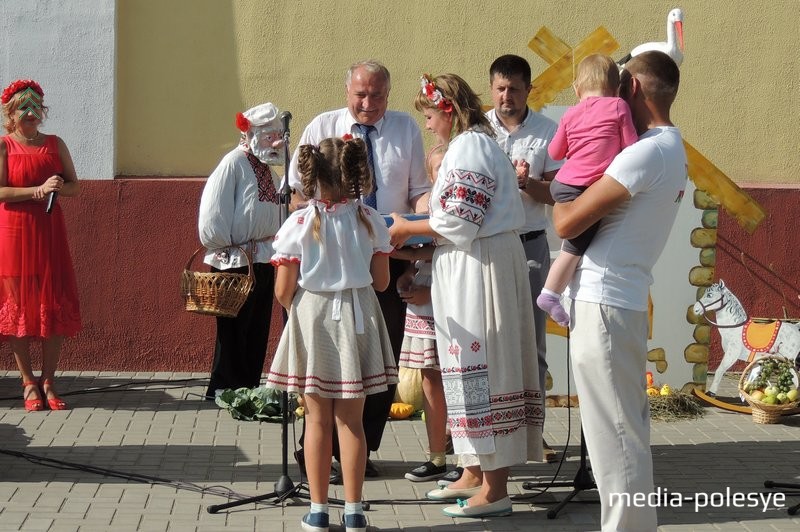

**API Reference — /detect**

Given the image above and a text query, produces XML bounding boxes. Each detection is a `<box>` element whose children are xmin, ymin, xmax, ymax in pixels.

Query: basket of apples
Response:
<box><xmin>738</xmin><ymin>355</ymin><xmax>799</xmax><ymax>424</ymax></box>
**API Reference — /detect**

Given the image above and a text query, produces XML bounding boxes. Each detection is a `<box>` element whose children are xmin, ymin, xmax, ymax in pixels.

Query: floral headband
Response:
<box><xmin>420</xmin><ymin>75</ymin><xmax>453</xmax><ymax>113</ymax></box>
<box><xmin>1</xmin><ymin>79</ymin><xmax>44</xmax><ymax>105</ymax></box>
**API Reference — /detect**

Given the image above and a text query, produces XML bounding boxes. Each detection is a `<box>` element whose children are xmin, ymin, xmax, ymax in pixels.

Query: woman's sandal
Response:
<box><xmin>40</xmin><ymin>378</ymin><xmax>68</xmax><ymax>410</ymax></box>
<box><xmin>23</xmin><ymin>381</ymin><xmax>45</xmax><ymax>412</ymax></box>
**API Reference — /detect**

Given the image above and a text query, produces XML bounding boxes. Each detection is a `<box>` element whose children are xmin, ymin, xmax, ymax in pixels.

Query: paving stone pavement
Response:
<box><xmin>1</xmin><ymin>371</ymin><xmax>798</xmax><ymax>531</ymax></box>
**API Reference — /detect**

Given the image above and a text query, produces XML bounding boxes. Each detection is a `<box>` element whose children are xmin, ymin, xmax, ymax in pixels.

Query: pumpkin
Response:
<box><xmin>394</xmin><ymin>366</ymin><xmax>424</xmax><ymax>411</ymax></box>
<box><xmin>646</xmin><ymin>387</ymin><xmax>660</xmax><ymax>397</ymax></box>
<box><xmin>389</xmin><ymin>402</ymin><xmax>415</xmax><ymax>419</ymax></box>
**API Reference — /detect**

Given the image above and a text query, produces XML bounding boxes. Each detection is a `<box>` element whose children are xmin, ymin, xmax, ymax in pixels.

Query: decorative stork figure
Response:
<box><xmin>618</xmin><ymin>8</ymin><xmax>684</xmax><ymax>67</ymax></box>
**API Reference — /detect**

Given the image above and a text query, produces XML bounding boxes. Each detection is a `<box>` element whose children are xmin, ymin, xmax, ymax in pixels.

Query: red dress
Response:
<box><xmin>0</xmin><ymin>135</ymin><xmax>81</xmax><ymax>340</ymax></box>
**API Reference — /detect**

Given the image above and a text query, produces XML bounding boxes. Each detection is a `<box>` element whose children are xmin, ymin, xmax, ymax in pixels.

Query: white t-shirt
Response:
<box><xmin>486</xmin><ymin>108</ymin><xmax>563</xmax><ymax>232</ymax></box>
<box><xmin>288</xmin><ymin>108</ymin><xmax>429</xmax><ymax>215</ymax></box>
<box><xmin>270</xmin><ymin>199</ymin><xmax>393</xmax><ymax>291</ymax></box>
<box><xmin>568</xmin><ymin>126</ymin><xmax>688</xmax><ymax>311</ymax></box>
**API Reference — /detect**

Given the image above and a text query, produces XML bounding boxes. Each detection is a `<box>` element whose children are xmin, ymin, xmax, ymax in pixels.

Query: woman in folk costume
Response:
<box><xmin>388</xmin><ymin>74</ymin><xmax>543</xmax><ymax>518</ymax></box>
<box><xmin>198</xmin><ymin>103</ymin><xmax>283</xmax><ymax>398</ymax></box>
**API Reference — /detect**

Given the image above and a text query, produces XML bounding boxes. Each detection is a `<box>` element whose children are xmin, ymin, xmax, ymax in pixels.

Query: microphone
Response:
<box><xmin>280</xmin><ymin>111</ymin><xmax>292</xmax><ymax>138</ymax></box>
<box><xmin>45</xmin><ymin>191</ymin><xmax>58</xmax><ymax>214</ymax></box>
<box><xmin>45</xmin><ymin>174</ymin><xmax>62</xmax><ymax>214</ymax></box>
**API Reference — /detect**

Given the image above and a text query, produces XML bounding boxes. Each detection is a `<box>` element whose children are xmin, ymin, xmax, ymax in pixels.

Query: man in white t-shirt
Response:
<box><xmin>553</xmin><ymin>51</ymin><xmax>687</xmax><ymax>531</ymax></box>
<box><xmin>486</xmin><ymin>54</ymin><xmax>563</xmax><ymax>463</ymax></box>
<box><xmin>288</xmin><ymin>60</ymin><xmax>429</xmax><ymax>479</ymax></box>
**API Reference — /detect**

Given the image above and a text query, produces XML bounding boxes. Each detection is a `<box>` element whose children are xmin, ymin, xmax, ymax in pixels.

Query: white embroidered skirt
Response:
<box><xmin>399</xmin><ymin>302</ymin><xmax>439</xmax><ymax>370</ymax></box>
<box><xmin>432</xmin><ymin>231</ymin><xmax>544</xmax><ymax>470</ymax></box>
<box><xmin>399</xmin><ymin>335</ymin><xmax>439</xmax><ymax>370</ymax></box>
<box><xmin>266</xmin><ymin>286</ymin><xmax>398</xmax><ymax>399</ymax></box>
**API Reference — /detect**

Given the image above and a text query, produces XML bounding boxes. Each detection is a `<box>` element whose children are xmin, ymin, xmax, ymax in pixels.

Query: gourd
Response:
<box><xmin>389</xmin><ymin>402</ymin><xmax>415</xmax><ymax>419</ymax></box>
<box><xmin>394</xmin><ymin>366</ymin><xmax>424</xmax><ymax>411</ymax></box>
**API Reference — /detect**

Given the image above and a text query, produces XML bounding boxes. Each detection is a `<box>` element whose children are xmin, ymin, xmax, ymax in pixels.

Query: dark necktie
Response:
<box><xmin>356</xmin><ymin>123</ymin><xmax>377</xmax><ymax>209</ymax></box>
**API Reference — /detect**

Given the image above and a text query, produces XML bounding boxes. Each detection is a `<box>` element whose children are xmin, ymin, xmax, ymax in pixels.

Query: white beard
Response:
<box><xmin>248</xmin><ymin>128</ymin><xmax>284</xmax><ymax>165</ymax></box>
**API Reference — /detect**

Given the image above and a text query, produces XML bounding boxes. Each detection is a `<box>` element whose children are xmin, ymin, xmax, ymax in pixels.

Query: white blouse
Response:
<box><xmin>271</xmin><ymin>199</ymin><xmax>393</xmax><ymax>291</ymax></box>
<box><xmin>429</xmin><ymin>130</ymin><xmax>525</xmax><ymax>250</ymax></box>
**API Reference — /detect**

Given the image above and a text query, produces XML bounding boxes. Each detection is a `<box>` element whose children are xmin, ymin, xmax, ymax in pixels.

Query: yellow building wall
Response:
<box><xmin>117</xmin><ymin>0</ymin><xmax>799</xmax><ymax>184</ymax></box>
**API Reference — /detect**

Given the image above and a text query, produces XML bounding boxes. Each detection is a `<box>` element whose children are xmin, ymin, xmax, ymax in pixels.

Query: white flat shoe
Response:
<box><xmin>425</xmin><ymin>485</ymin><xmax>482</xmax><ymax>501</ymax></box>
<box><xmin>442</xmin><ymin>496</ymin><xmax>513</xmax><ymax>518</ymax></box>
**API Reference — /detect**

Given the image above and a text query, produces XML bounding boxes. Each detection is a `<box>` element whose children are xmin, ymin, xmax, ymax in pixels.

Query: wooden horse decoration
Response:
<box><xmin>693</xmin><ymin>280</ymin><xmax>800</xmax><ymax>395</ymax></box>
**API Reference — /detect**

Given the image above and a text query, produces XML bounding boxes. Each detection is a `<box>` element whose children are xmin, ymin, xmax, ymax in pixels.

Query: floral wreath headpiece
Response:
<box><xmin>420</xmin><ymin>75</ymin><xmax>453</xmax><ymax>113</ymax></box>
<box><xmin>2</xmin><ymin>79</ymin><xmax>44</xmax><ymax>105</ymax></box>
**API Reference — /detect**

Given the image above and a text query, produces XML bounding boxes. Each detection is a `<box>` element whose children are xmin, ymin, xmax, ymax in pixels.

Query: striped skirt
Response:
<box><xmin>266</xmin><ymin>286</ymin><xmax>398</xmax><ymax>399</ymax></box>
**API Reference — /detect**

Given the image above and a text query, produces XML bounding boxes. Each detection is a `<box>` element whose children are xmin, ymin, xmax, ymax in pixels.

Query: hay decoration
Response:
<box><xmin>649</xmin><ymin>391</ymin><xmax>705</xmax><ymax>421</ymax></box>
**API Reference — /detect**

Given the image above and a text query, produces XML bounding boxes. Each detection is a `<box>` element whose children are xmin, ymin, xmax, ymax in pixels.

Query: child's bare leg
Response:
<box><xmin>333</xmin><ymin>396</ymin><xmax>367</xmax><ymax>504</ymax></box>
<box><xmin>537</xmin><ymin>250</ymin><xmax>581</xmax><ymax>326</ymax></box>
<box><xmin>422</xmin><ymin>368</ymin><xmax>447</xmax><ymax>457</ymax></box>
<box><xmin>545</xmin><ymin>250</ymin><xmax>582</xmax><ymax>294</ymax></box>
<box><xmin>303</xmin><ymin>393</ymin><xmax>334</xmax><ymax>503</ymax></box>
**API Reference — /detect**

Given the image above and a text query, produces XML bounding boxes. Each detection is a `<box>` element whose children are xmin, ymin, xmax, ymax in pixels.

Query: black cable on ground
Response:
<box><xmin>0</xmin><ymin>447</ymin><xmax>260</xmax><ymax>503</ymax></box>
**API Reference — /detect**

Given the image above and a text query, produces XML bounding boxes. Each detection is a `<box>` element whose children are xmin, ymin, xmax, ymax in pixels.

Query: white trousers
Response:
<box><xmin>570</xmin><ymin>300</ymin><xmax>657</xmax><ymax>532</ymax></box>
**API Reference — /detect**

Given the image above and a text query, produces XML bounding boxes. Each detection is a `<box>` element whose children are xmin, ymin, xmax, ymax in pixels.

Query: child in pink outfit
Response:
<box><xmin>537</xmin><ymin>54</ymin><xmax>639</xmax><ymax>326</ymax></box>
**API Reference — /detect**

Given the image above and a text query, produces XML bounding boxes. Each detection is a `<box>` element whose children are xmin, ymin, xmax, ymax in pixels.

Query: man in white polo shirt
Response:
<box><xmin>486</xmin><ymin>54</ymin><xmax>563</xmax><ymax>463</ymax></box>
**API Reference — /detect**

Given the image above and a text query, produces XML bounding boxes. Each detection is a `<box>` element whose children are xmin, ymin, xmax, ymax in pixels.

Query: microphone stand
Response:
<box><xmin>518</xmin><ymin>328</ymin><xmax>598</xmax><ymax>519</ymax></box>
<box><xmin>207</xmin><ymin>112</ymin><xmax>342</xmax><ymax>514</ymax></box>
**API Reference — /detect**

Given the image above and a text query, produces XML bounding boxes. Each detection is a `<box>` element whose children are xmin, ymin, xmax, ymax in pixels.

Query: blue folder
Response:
<box><xmin>383</xmin><ymin>214</ymin><xmax>434</xmax><ymax>247</ymax></box>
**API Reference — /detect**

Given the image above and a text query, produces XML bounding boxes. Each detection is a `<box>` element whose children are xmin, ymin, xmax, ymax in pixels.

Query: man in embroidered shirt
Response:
<box><xmin>486</xmin><ymin>54</ymin><xmax>563</xmax><ymax>462</ymax></box>
<box><xmin>198</xmin><ymin>102</ymin><xmax>284</xmax><ymax>399</ymax></box>
<box><xmin>288</xmin><ymin>59</ymin><xmax>429</xmax><ymax>478</ymax></box>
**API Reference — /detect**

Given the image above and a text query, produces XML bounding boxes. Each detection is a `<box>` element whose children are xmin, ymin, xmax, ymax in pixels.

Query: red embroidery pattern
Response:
<box><xmin>270</xmin><ymin>257</ymin><xmax>301</xmax><ymax>267</ymax></box>
<box><xmin>448</xmin><ymin>341</ymin><xmax>462</xmax><ymax>357</ymax></box>
<box><xmin>404</xmin><ymin>314</ymin><xmax>435</xmax><ymax>336</ymax></box>
<box><xmin>266</xmin><ymin>366</ymin><xmax>398</xmax><ymax>396</ymax></box>
<box><xmin>246</xmin><ymin>152</ymin><xmax>279</xmax><ymax>204</ymax></box>
<box><xmin>441</xmin><ymin>363</ymin><xmax>489</xmax><ymax>374</ymax></box>
<box><xmin>448</xmin><ymin>389</ymin><xmax>544</xmax><ymax>440</ymax></box>
<box><xmin>399</xmin><ymin>346</ymin><xmax>439</xmax><ymax>367</ymax></box>
<box><xmin>470</xmin><ymin>341</ymin><xmax>481</xmax><ymax>352</ymax></box>
<box><xmin>438</xmin><ymin>169</ymin><xmax>495</xmax><ymax>226</ymax></box>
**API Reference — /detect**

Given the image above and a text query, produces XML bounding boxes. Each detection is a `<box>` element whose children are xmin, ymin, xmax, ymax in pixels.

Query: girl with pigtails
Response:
<box><xmin>265</xmin><ymin>137</ymin><xmax>397</xmax><ymax>532</ymax></box>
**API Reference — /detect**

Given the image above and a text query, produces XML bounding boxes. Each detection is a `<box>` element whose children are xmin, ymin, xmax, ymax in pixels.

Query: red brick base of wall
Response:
<box><xmin>2</xmin><ymin>180</ymin><xmax>797</xmax><ymax>374</ymax></box>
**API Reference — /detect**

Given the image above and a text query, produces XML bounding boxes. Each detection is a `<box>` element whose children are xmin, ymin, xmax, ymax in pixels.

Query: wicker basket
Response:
<box><xmin>181</xmin><ymin>246</ymin><xmax>255</xmax><ymax>318</ymax></box>
<box><xmin>738</xmin><ymin>355</ymin><xmax>799</xmax><ymax>424</ymax></box>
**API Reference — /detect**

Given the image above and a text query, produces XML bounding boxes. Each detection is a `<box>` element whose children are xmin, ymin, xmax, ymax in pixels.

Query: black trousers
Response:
<box><xmin>205</xmin><ymin>262</ymin><xmax>275</xmax><ymax>397</ymax></box>
<box><xmin>300</xmin><ymin>258</ymin><xmax>407</xmax><ymax>458</ymax></box>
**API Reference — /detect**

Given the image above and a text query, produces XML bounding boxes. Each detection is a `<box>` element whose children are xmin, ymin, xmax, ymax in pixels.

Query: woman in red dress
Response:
<box><xmin>0</xmin><ymin>79</ymin><xmax>81</xmax><ymax>411</ymax></box>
